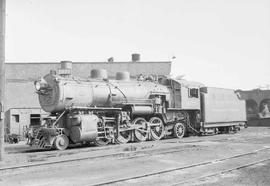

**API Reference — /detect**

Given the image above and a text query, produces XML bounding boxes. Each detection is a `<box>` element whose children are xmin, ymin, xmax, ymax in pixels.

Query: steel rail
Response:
<box><xmin>89</xmin><ymin>146</ymin><xmax>270</xmax><ymax>186</ymax></box>
<box><xmin>171</xmin><ymin>157</ymin><xmax>270</xmax><ymax>186</ymax></box>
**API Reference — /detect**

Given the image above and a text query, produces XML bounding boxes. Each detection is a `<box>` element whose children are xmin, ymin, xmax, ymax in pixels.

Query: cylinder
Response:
<box><xmin>69</xmin><ymin>115</ymin><xmax>98</xmax><ymax>143</ymax></box>
<box><xmin>116</xmin><ymin>71</ymin><xmax>130</xmax><ymax>81</ymax></box>
<box><xmin>90</xmin><ymin>69</ymin><xmax>108</xmax><ymax>79</ymax></box>
<box><xmin>132</xmin><ymin>53</ymin><xmax>140</xmax><ymax>62</ymax></box>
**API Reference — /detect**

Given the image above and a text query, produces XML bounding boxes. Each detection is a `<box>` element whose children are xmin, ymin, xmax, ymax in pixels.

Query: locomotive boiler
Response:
<box><xmin>36</xmin><ymin>69</ymin><xmax>170</xmax><ymax>113</ymax></box>
<box><xmin>27</xmin><ymin>61</ymin><xmax>246</xmax><ymax>150</ymax></box>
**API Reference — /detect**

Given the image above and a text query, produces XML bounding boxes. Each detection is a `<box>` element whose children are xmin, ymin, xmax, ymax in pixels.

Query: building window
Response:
<box><xmin>189</xmin><ymin>88</ymin><xmax>199</xmax><ymax>98</ymax></box>
<box><xmin>12</xmin><ymin>115</ymin><xmax>20</xmax><ymax>123</ymax></box>
<box><xmin>30</xmin><ymin>114</ymin><xmax>41</xmax><ymax>126</ymax></box>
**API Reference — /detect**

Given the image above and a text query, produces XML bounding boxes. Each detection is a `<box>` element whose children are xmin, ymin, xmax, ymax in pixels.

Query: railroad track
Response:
<box><xmin>5</xmin><ymin>135</ymin><xmax>237</xmax><ymax>158</ymax></box>
<box><xmin>89</xmin><ymin>146</ymin><xmax>270</xmax><ymax>186</ymax></box>
<box><xmin>0</xmin><ymin>143</ymin><xmax>203</xmax><ymax>173</ymax></box>
<box><xmin>0</xmin><ymin>135</ymin><xmax>261</xmax><ymax>174</ymax></box>
<box><xmin>171</xmin><ymin>157</ymin><xmax>270</xmax><ymax>186</ymax></box>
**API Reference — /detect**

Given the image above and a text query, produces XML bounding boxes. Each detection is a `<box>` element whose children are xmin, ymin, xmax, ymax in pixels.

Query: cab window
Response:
<box><xmin>189</xmin><ymin>88</ymin><xmax>199</xmax><ymax>98</ymax></box>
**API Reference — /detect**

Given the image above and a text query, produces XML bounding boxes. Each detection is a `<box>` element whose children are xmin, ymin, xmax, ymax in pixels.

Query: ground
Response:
<box><xmin>1</xmin><ymin>126</ymin><xmax>270</xmax><ymax>186</ymax></box>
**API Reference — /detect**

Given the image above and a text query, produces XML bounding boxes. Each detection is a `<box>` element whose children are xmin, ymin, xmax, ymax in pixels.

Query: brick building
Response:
<box><xmin>237</xmin><ymin>89</ymin><xmax>270</xmax><ymax>120</ymax></box>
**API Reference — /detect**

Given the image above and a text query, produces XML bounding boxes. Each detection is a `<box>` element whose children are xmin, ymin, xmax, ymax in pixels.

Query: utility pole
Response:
<box><xmin>0</xmin><ymin>0</ymin><xmax>6</xmax><ymax>161</ymax></box>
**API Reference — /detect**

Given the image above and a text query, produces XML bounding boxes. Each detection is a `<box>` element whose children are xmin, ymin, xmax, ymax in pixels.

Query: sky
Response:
<box><xmin>5</xmin><ymin>0</ymin><xmax>270</xmax><ymax>90</ymax></box>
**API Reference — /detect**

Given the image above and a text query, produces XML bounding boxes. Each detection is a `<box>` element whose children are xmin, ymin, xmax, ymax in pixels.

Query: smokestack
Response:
<box><xmin>131</xmin><ymin>53</ymin><xmax>140</xmax><ymax>62</ymax></box>
<box><xmin>58</xmin><ymin>61</ymin><xmax>72</xmax><ymax>77</ymax></box>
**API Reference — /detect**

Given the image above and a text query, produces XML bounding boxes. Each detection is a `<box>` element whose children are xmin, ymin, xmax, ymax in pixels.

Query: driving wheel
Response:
<box><xmin>132</xmin><ymin>117</ymin><xmax>148</xmax><ymax>142</ymax></box>
<box><xmin>115</xmin><ymin>130</ymin><xmax>132</xmax><ymax>144</ymax></box>
<box><xmin>149</xmin><ymin>117</ymin><xmax>165</xmax><ymax>140</ymax></box>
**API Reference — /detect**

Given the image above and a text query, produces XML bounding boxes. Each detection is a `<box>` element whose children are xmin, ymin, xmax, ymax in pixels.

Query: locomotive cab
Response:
<box><xmin>159</xmin><ymin>77</ymin><xmax>202</xmax><ymax>110</ymax></box>
<box><xmin>158</xmin><ymin>77</ymin><xmax>204</xmax><ymax>137</ymax></box>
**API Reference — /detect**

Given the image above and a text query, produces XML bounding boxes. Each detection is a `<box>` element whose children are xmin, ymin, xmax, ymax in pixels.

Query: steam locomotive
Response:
<box><xmin>27</xmin><ymin>63</ymin><xmax>246</xmax><ymax>150</ymax></box>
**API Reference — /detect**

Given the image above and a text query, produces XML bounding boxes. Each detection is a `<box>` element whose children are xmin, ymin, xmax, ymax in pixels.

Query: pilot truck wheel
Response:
<box><xmin>54</xmin><ymin>134</ymin><xmax>69</xmax><ymax>150</ymax></box>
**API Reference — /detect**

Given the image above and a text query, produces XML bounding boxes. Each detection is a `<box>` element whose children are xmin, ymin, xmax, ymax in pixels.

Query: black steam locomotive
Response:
<box><xmin>27</xmin><ymin>63</ymin><xmax>246</xmax><ymax>150</ymax></box>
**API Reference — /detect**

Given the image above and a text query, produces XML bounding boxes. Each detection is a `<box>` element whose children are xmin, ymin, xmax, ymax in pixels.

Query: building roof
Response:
<box><xmin>6</xmin><ymin>61</ymin><xmax>171</xmax><ymax>82</ymax></box>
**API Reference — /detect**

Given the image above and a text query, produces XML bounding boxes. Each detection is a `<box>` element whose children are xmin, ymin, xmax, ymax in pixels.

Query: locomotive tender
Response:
<box><xmin>28</xmin><ymin>62</ymin><xmax>246</xmax><ymax>150</ymax></box>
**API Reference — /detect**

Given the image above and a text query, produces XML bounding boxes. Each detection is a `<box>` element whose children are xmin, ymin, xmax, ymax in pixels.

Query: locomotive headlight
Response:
<box><xmin>34</xmin><ymin>78</ymin><xmax>49</xmax><ymax>91</ymax></box>
<box><xmin>34</xmin><ymin>81</ymin><xmax>41</xmax><ymax>91</ymax></box>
